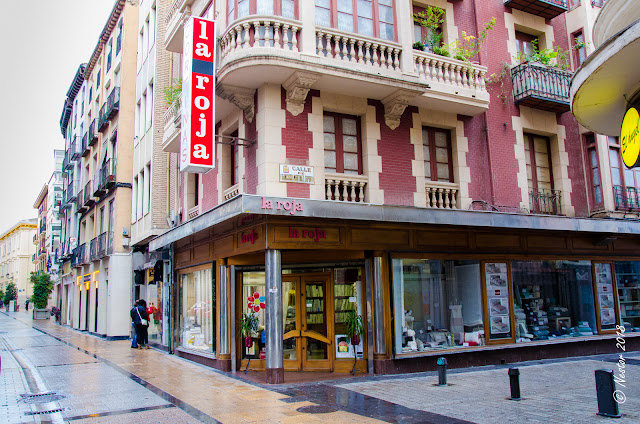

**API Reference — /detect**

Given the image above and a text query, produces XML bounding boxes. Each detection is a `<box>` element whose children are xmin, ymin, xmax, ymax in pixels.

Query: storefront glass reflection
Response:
<box><xmin>178</xmin><ymin>267</ymin><xmax>215</xmax><ymax>353</ymax></box>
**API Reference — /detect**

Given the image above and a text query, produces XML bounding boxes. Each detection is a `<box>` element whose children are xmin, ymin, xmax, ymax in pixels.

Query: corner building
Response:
<box><xmin>153</xmin><ymin>0</ymin><xmax>640</xmax><ymax>383</ymax></box>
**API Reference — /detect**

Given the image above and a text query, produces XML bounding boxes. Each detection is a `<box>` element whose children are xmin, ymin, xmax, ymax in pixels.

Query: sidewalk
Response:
<box><xmin>2</xmin><ymin>309</ymin><xmax>638</xmax><ymax>423</ymax></box>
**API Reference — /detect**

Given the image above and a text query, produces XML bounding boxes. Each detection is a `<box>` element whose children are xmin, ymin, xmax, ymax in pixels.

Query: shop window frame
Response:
<box><xmin>591</xmin><ymin>261</ymin><xmax>620</xmax><ymax>335</ymax></box>
<box><xmin>481</xmin><ymin>261</ymin><xmax>516</xmax><ymax>345</ymax></box>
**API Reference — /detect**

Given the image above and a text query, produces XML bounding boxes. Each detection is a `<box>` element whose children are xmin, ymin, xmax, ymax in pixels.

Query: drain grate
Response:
<box><xmin>20</xmin><ymin>392</ymin><xmax>66</xmax><ymax>404</ymax></box>
<box><xmin>24</xmin><ymin>408</ymin><xmax>66</xmax><ymax>415</ymax></box>
<box><xmin>296</xmin><ymin>405</ymin><xmax>337</xmax><ymax>414</ymax></box>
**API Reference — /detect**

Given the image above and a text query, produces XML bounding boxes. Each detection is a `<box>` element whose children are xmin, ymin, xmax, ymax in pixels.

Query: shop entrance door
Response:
<box><xmin>282</xmin><ymin>274</ymin><xmax>333</xmax><ymax>371</ymax></box>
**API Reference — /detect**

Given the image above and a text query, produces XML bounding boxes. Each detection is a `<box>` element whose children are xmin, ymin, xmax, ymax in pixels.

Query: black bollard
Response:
<box><xmin>437</xmin><ymin>357</ymin><xmax>447</xmax><ymax>386</ymax></box>
<box><xmin>508</xmin><ymin>368</ymin><xmax>521</xmax><ymax>400</ymax></box>
<box><xmin>595</xmin><ymin>369</ymin><xmax>622</xmax><ymax>418</ymax></box>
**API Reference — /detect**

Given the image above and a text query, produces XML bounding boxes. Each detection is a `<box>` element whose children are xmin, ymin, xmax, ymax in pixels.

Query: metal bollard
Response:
<box><xmin>437</xmin><ymin>357</ymin><xmax>447</xmax><ymax>386</ymax></box>
<box><xmin>595</xmin><ymin>369</ymin><xmax>622</xmax><ymax>418</ymax></box>
<box><xmin>508</xmin><ymin>368</ymin><xmax>521</xmax><ymax>400</ymax></box>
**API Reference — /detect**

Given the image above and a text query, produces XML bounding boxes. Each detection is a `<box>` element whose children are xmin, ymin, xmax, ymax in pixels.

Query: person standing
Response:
<box><xmin>130</xmin><ymin>300</ymin><xmax>139</xmax><ymax>348</ymax></box>
<box><xmin>135</xmin><ymin>299</ymin><xmax>150</xmax><ymax>349</ymax></box>
<box><xmin>25</xmin><ymin>299</ymin><xmax>29</xmax><ymax>311</ymax></box>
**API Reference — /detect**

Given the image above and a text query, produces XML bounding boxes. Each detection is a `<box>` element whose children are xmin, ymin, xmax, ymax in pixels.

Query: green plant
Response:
<box><xmin>30</xmin><ymin>272</ymin><xmax>54</xmax><ymax>309</ymax></box>
<box><xmin>413</xmin><ymin>41</ymin><xmax>425</xmax><ymax>51</ymax></box>
<box><xmin>414</xmin><ymin>6</ymin><xmax>445</xmax><ymax>53</ymax></box>
<box><xmin>486</xmin><ymin>61</ymin><xmax>511</xmax><ymax>104</ymax></box>
<box><xmin>451</xmin><ymin>18</ymin><xmax>496</xmax><ymax>63</ymax></box>
<box><xmin>239</xmin><ymin>311</ymin><xmax>259</xmax><ymax>348</ymax></box>
<box><xmin>344</xmin><ymin>309</ymin><xmax>363</xmax><ymax>345</ymax></box>
<box><xmin>515</xmin><ymin>37</ymin><xmax>590</xmax><ymax>70</ymax></box>
<box><xmin>0</xmin><ymin>289</ymin><xmax>4</xmax><ymax>303</ymax></box>
<box><xmin>4</xmin><ymin>282</ymin><xmax>16</xmax><ymax>304</ymax></box>
<box><xmin>163</xmin><ymin>78</ymin><xmax>182</xmax><ymax>107</ymax></box>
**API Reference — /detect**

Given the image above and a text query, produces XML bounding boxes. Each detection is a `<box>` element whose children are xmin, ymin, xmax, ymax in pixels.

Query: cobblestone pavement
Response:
<box><xmin>1</xmin><ymin>309</ymin><xmax>638</xmax><ymax>423</ymax></box>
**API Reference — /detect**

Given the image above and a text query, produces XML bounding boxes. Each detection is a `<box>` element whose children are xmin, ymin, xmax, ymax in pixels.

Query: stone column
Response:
<box><xmin>373</xmin><ymin>256</ymin><xmax>386</xmax><ymax>355</ymax></box>
<box><xmin>265</xmin><ymin>249</ymin><xmax>283</xmax><ymax>384</ymax></box>
<box><xmin>229</xmin><ymin>265</ymin><xmax>236</xmax><ymax>372</ymax></box>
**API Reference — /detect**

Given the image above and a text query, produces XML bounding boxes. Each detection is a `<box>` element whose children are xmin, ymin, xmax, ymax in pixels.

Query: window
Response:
<box><xmin>143</xmin><ymin>164</ymin><xmax>150</xmax><ymax>215</ymax></box>
<box><xmin>516</xmin><ymin>31</ymin><xmax>536</xmax><ymax>59</ymax></box>
<box><xmin>194</xmin><ymin>174</ymin><xmax>200</xmax><ymax>207</ymax></box>
<box><xmin>616</xmin><ymin>261</ymin><xmax>640</xmax><ymax>330</ymax></box>
<box><xmin>146</xmin><ymin>83</ymin><xmax>153</xmax><ymax>130</ymax></box>
<box><xmin>178</xmin><ymin>267</ymin><xmax>215</xmax><ymax>354</ymax></box>
<box><xmin>230</xmin><ymin>130</ymin><xmax>240</xmax><ymax>186</ymax></box>
<box><xmin>610</xmin><ymin>137</ymin><xmax>640</xmax><ymax>209</ymax></box>
<box><xmin>132</xmin><ymin>176</ymin><xmax>138</xmax><ymax>222</ymax></box>
<box><xmin>115</xmin><ymin>19</ymin><xmax>122</xmax><ymax>56</ymax></box>
<box><xmin>106</xmin><ymin>40</ymin><xmax>112</xmax><ymax>72</ymax></box>
<box><xmin>524</xmin><ymin>133</ymin><xmax>553</xmax><ymax>192</ymax></box>
<box><xmin>393</xmin><ymin>259</ymin><xmax>484</xmax><ymax>354</ymax></box>
<box><xmin>96</xmin><ymin>70</ymin><xmax>101</xmax><ymax>88</ymax></box>
<box><xmin>413</xmin><ymin>4</ymin><xmax>443</xmax><ymax>53</ymax></box>
<box><xmin>228</xmin><ymin>0</ymin><xmax>296</xmax><ymax>22</ymax></box>
<box><xmin>423</xmin><ymin>126</ymin><xmax>453</xmax><ymax>183</ymax></box>
<box><xmin>315</xmin><ymin>0</ymin><xmax>394</xmax><ymax>40</ymax></box>
<box><xmin>585</xmin><ymin>134</ymin><xmax>602</xmax><ymax>206</ymax></box>
<box><xmin>149</xmin><ymin>5</ymin><xmax>156</xmax><ymax>50</ymax></box>
<box><xmin>89</xmin><ymin>87</ymin><xmax>93</xmax><ymax>103</ymax></box>
<box><xmin>572</xmin><ymin>30</ymin><xmax>586</xmax><ymax>68</ymax></box>
<box><xmin>512</xmin><ymin>260</ymin><xmax>597</xmax><ymax>340</ymax></box>
<box><xmin>323</xmin><ymin>113</ymin><xmax>362</xmax><ymax>174</ymax></box>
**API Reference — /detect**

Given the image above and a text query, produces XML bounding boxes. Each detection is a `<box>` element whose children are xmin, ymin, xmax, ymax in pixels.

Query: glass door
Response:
<box><xmin>282</xmin><ymin>276</ymin><xmax>301</xmax><ymax>370</ymax></box>
<box><xmin>301</xmin><ymin>275</ymin><xmax>332</xmax><ymax>371</ymax></box>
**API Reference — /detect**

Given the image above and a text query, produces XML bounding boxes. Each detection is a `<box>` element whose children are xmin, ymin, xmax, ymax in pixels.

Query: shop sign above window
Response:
<box><xmin>181</xmin><ymin>17</ymin><xmax>217</xmax><ymax>173</ymax></box>
<box><xmin>621</xmin><ymin>107</ymin><xmax>640</xmax><ymax>168</ymax></box>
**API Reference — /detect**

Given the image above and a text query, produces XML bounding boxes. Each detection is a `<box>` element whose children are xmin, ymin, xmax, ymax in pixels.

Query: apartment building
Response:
<box><xmin>58</xmin><ymin>64</ymin><xmax>87</xmax><ymax>326</ymax></box>
<box><xmin>144</xmin><ymin>0</ymin><xmax>640</xmax><ymax>383</ymax></box>
<box><xmin>33</xmin><ymin>152</ymin><xmax>64</xmax><ymax>276</ymax></box>
<box><xmin>0</xmin><ymin>220</ymin><xmax>37</xmax><ymax>307</ymax></box>
<box><xmin>57</xmin><ymin>0</ymin><xmax>140</xmax><ymax>337</ymax></box>
<box><xmin>131</xmin><ymin>0</ymin><xmax>172</xmax><ymax>348</ymax></box>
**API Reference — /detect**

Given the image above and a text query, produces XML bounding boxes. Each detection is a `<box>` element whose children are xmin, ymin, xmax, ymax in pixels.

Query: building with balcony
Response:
<box><xmin>131</xmin><ymin>0</ymin><xmax>173</xmax><ymax>348</ymax></box>
<box><xmin>0</xmin><ymin>219</ymin><xmax>37</xmax><ymax>307</ymax></box>
<box><xmin>142</xmin><ymin>0</ymin><xmax>640</xmax><ymax>383</ymax></box>
<box><xmin>571</xmin><ymin>0</ymin><xmax>640</xmax><ymax>220</ymax></box>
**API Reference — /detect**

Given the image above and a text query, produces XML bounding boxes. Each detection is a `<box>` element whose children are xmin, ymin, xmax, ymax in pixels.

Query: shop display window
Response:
<box><xmin>393</xmin><ymin>259</ymin><xmax>484</xmax><ymax>354</ymax></box>
<box><xmin>242</xmin><ymin>272</ymin><xmax>267</xmax><ymax>359</ymax></box>
<box><xmin>147</xmin><ymin>282</ymin><xmax>163</xmax><ymax>343</ymax></box>
<box><xmin>334</xmin><ymin>268</ymin><xmax>364</xmax><ymax>359</ymax></box>
<box><xmin>615</xmin><ymin>261</ymin><xmax>640</xmax><ymax>331</ymax></box>
<box><xmin>511</xmin><ymin>260</ymin><xmax>596</xmax><ymax>342</ymax></box>
<box><xmin>178</xmin><ymin>267</ymin><xmax>215</xmax><ymax>353</ymax></box>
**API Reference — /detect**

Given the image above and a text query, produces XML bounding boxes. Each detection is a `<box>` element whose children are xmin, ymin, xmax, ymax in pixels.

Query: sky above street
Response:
<box><xmin>0</xmin><ymin>0</ymin><xmax>116</xmax><ymax>234</ymax></box>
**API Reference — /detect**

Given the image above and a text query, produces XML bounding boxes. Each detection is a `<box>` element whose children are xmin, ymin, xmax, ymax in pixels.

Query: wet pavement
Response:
<box><xmin>1</xmin><ymin>309</ymin><xmax>639</xmax><ymax>423</ymax></box>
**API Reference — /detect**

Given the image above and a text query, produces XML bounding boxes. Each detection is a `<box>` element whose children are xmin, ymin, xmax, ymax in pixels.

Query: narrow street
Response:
<box><xmin>1</xmin><ymin>310</ymin><xmax>639</xmax><ymax>423</ymax></box>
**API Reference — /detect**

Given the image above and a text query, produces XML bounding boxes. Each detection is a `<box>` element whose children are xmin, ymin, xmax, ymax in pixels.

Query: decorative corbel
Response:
<box><xmin>381</xmin><ymin>90</ymin><xmax>420</xmax><ymax>130</ymax></box>
<box><xmin>282</xmin><ymin>71</ymin><xmax>321</xmax><ymax>116</ymax></box>
<box><xmin>216</xmin><ymin>84</ymin><xmax>256</xmax><ymax>123</ymax></box>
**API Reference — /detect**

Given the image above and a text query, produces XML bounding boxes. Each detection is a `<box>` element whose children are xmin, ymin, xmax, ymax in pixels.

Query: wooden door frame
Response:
<box><xmin>300</xmin><ymin>273</ymin><xmax>334</xmax><ymax>371</ymax></box>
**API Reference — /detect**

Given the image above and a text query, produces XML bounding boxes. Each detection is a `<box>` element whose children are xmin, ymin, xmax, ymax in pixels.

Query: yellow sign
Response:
<box><xmin>621</xmin><ymin>107</ymin><xmax>640</xmax><ymax>168</ymax></box>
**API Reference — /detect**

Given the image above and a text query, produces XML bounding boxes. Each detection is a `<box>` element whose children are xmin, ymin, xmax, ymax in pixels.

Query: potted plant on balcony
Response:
<box><xmin>345</xmin><ymin>309</ymin><xmax>364</xmax><ymax>374</ymax></box>
<box><xmin>163</xmin><ymin>78</ymin><xmax>182</xmax><ymax>109</ymax></box>
<box><xmin>30</xmin><ymin>272</ymin><xmax>54</xmax><ymax>319</ymax></box>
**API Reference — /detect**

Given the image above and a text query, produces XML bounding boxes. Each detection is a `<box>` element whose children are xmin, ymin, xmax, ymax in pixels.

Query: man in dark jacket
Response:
<box><xmin>134</xmin><ymin>299</ymin><xmax>150</xmax><ymax>349</ymax></box>
<box><xmin>130</xmin><ymin>300</ymin><xmax>139</xmax><ymax>348</ymax></box>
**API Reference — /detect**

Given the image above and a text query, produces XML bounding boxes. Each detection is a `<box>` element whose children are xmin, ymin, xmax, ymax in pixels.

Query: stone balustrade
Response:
<box><xmin>413</xmin><ymin>51</ymin><xmax>487</xmax><ymax>92</ymax></box>
<box><xmin>223</xmin><ymin>183</ymin><xmax>240</xmax><ymax>201</ymax></box>
<box><xmin>425</xmin><ymin>181</ymin><xmax>459</xmax><ymax>209</ymax></box>
<box><xmin>220</xmin><ymin>16</ymin><xmax>301</xmax><ymax>60</ymax></box>
<box><xmin>325</xmin><ymin>173</ymin><xmax>368</xmax><ymax>203</ymax></box>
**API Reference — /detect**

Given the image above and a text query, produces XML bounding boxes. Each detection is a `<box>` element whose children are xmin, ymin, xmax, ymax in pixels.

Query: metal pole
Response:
<box><xmin>372</xmin><ymin>256</ymin><xmax>386</xmax><ymax>355</ymax></box>
<box><xmin>364</xmin><ymin>257</ymin><xmax>374</xmax><ymax>374</ymax></box>
<box><xmin>219</xmin><ymin>264</ymin><xmax>229</xmax><ymax>355</ymax></box>
<box><xmin>265</xmin><ymin>249</ymin><xmax>283</xmax><ymax>384</ymax></box>
<box><xmin>229</xmin><ymin>265</ymin><xmax>236</xmax><ymax>372</ymax></box>
<box><xmin>508</xmin><ymin>368</ymin><xmax>521</xmax><ymax>400</ymax></box>
<box><xmin>437</xmin><ymin>357</ymin><xmax>447</xmax><ymax>386</ymax></box>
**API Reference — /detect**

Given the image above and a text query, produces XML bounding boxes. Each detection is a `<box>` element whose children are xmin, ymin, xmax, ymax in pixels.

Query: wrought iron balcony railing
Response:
<box><xmin>107</xmin><ymin>231</ymin><xmax>114</xmax><ymax>255</ymax></box>
<box><xmin>70</xmin><ymin>136</ymin><xmax>81</xmax><ymax>160</ymax></box>
<box><xmin>100</xmin><ymin>159</ymin><xmax>116</xmax><ymax>190</ymax></box>
<box><xmin>90</xmin><ymin>238</ymin><xmax>98</xmax><ymax>261</ymax></box>
<box><xmin>84</xmin><ymin>181</ymin><xmax>95</xmax><ymax>207</ymax></box>
<box><xmin>511</xmin><ymin>62</ymin><xmax>572</xmax><ymax>113</ymax></box>
<box><xmin>89</xmin><ymin>119</ymin><xmax>98</xmax><ymax>145</ymax></box>
<box><xmin>98</xmin><ymin>103</ymin><xmax>109</xmax><ymax>132</ymax></box>
<box><xmin>97</xmin><ymin>232</ymin><xmax>107</xmax><ymax>258</ymax></box>
<box><xmin>529</xmin><ymin>189</ymin><xmax>563</xmax><ymax>215</ymax></box>
<box><xmin>105</xmin><ymin>88</ymin><xmax>120</xmax><ymax>120</ymax></box>
<box><xmin>613</xmin><ymin>186</ymin><xmax>640</xmax><ymax>211</ymax></box>
<box><xmin>82</xmin><ymin>133</ymin><xmax>90</xmax><ymax>157</ymax></box>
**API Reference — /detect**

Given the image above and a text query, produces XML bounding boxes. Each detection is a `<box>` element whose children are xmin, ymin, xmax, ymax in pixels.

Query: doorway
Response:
<box><xmin>282</xmin><ymin>274</ymin><xmax>333</xmax><ymax>371</ymax></box>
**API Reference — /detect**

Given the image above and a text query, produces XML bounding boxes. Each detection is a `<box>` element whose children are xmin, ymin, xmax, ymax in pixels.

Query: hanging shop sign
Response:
<box><xmin>180</xmin><ymin>17</ymin><xmax>216</xmax><ymax>173</ymax></box>
<box><xmin>279</xmin><ymin>164</ymin><xmax>314</xmax><ymax>184</ymax></box>
<box><xmin>621</xmin><ymin>107</ymin><xmax>640</xmax><ymax>168</ymax></box>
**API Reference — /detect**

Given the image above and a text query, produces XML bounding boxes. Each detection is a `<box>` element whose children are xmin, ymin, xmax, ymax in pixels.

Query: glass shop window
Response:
<box><xmin>615</xmin><ymin>261</ymin><xmax>640</xmax><ymax>331</ymax></box>
<box><xmin>178</xmin><ymin>267</ymin><xmax>215</xmax><ymax>353</ymax></box>
<box><xmin>393</xmin><ymin>259</ymin><xmax>484</xmax><ymax>354</ymax></box>
<box><xmin>511</xmin><ymin>260</ymin><xmax>597</xmax><ymax>342</ymax></box>
<box><xmin>242</xmin><ymin>272</ymin><xmax>267</xmax><ymax>359</ymax></box>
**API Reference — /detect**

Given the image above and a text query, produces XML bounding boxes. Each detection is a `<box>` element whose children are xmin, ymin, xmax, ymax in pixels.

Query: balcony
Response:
<box><xmin>613</xmin><ymin>186</ymin><xmax>640</xmax><ymax>212</ymax></box>
<box><xmin>97</xmin><ymin>232</ymin><xmax>107</xmax><ymax>258</ymax></box>
<box><xmin>503</xmin><ymin>0</ymin><xmax>567</xmax><ymax>19</ymax></box>
<box><xmin>77</xmin><ymin>243</ymin><xmax>87</xmax><ymax>265</ymax></box>
<box><xmin>66</xmin><ymin>182</ymin><xmax>77</xmax><ymax>203</ymax></box>
<box><xmin>93</xmin><ymin>169</ymin><xmax>106</xmax><ymax>197</ymax></box>
<box><xmin>81</xmin><ymin>133</ymin><xmax>90</xmax><ymax>157</ymax></box>
<box><xmin>84</xmin><ymin>181</ymin><xmax>95</xmax><ymax>207</ymax></box>
<box><xmin>90</xmin><ymin>238</ymin><xmax>98</xmax><ymax>261</ymax></box>
<box><xmin>107</xmin><ymin>231</ymin><xmax>114</xmax><ymax>255</ymax></box>
<box><xmin>162</xmin><ymin>99</ymin><xmax>181</xmax><ymax>153</ymax></box>
<box><xmin>529</xmin><ymin>189</ymin><xmax>563</xmax><ymax>215</ymax></box>
<box><xmin>215</xmin><ymin>16</ymin><xmax>489</xmax><ymax>120</ymax></box>
<box><xmin>63</xmin><ymin>152</ymin><xmax>73</xmax><ymax>171</ymax></box>
<box><xmin>70</xmin><ymin>136</ymin><xmax>81</xmax><ymax>160</ymax></box>
<box><xmin>164</xmin><ymin>0</ymin><xmax>195</xmax><ymax>53</ymax></box>
<box><xmin>88</xmin><ymin>119</ymin><xmax>98</xmax><ymax>146</ymax></box>
<box><xmin>98</xmin><ymin>103</ymin><xmax>109</xmax><ymax>132</ymax></box>
<box><xmin>511</xmin><ymin>63</ymin><xmax>572</xmax><ymax>113</ymax></box>
<box><xmin>100</xmin><ymin>159</ymin><xmax>116</xmax><ymax>190</ymax></box>
<box><xmin>223</xmin><ymin>183</ymin><xmax>240</xmax><ymax>201</ymax></box>
<box><xmin>105</xmin><ymin>87</ymin><xmax>120</xmax><ymax>120</ymax></box>
<box><xmin>76</xmin><ymin>189</ymin><xmax>88</xmax><ymax>213</ymax></box>
<box><xmin>325</xmin><ymin>173</ymin><xmax>368</xmax><ymax>203</ymax></box>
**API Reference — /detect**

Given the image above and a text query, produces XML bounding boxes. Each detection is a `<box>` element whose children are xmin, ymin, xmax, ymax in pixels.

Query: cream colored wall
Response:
<box><xmin>255</xmin><ymin>84</ymin><xmax>287</xmax><ymax>197</ymax></box>
<box><xmin>512</xmin><ymin>107</ymin><xmax>573</xmax><ymax>216</ymax></box>
<box><xmin>217</xmin><ymin>110</ymin><xmax>246</xmax><ymax>203</ymax></box>
<box><xmin>0</xmin><ymin>224</ymin><xmax>37</xmax><ymax>305</ymax></box>
<box><xmin>410</xmin><ymin>109</ymin><xmax>470</xmax><ymax>209</ymax></box>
